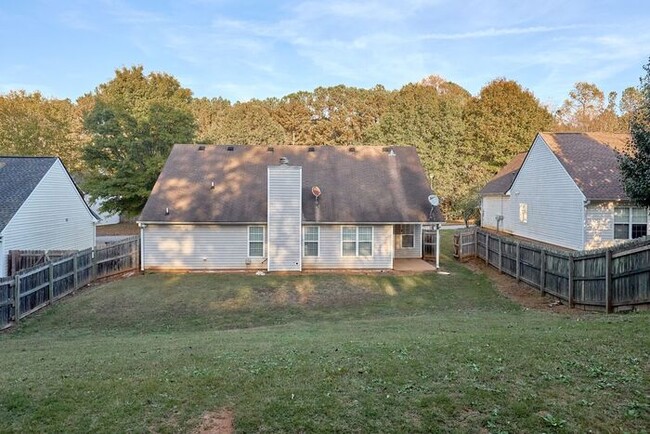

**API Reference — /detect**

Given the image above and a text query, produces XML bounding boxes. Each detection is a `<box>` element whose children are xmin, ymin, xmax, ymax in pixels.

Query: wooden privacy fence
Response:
<box><xmin>454</xmin><ymin>228</ymin><xmax>650</xmax><ymax>312</ymax></box>
<box><xmin>0</xmin><ymin>236</ymin><xmax>139</xmax><ymax>330</ymax></box>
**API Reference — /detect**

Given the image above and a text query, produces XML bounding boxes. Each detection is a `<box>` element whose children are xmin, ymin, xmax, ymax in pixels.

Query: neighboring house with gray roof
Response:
<box><xmin>138</xmin><ymin>144</ymin><xmax>444</xmax><ymax>271</ymax></box>
<box><xmin>0</xmin><ymin>157</ymin><xmax>98</xmax><ymax>277</ymax></box>
<box><xmin>479</xmin><ymin>132</ymin><xmax>647</xmax><ymax>250</ymax></box>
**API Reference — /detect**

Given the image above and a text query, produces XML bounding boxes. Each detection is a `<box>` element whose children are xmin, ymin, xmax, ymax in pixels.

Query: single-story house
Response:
<box><xmin>0</xmin><ymin>157</ymin><xmax>98</xmax><ymax>277</ymax></box>
<box><xmin>138</xmin><ymin>145</ymin><xmax>444</xmax><ymax>271</ymax></box>
<box><xmin>480</xmin><ymin>132</ymin><xmax>647</xmax><ymax>250</ymax></box>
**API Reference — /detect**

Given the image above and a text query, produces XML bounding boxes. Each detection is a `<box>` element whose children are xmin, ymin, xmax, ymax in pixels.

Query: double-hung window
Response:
<box><xmin>303</xmin><ymin>226</ymin><xmax>319</xmax><ymax>257</ymax></box>
<box><xmin>395</xmin><ymin>225</ymin><xmax>415</xmax><ymax>248</ymax></box>
<box><xmin>248</xmin><ymin>226</ymin><xmax>264</xmax><ymax>257</ymax></box>
<box><xmin>614</xmin><ymin>207</ymin><xmax>648</xmax><ymax>240</ymax></box>
<box><xmin>342</xmin><ymin>226</ymin><xmax>373</xmax><ymax>256</ymax></box>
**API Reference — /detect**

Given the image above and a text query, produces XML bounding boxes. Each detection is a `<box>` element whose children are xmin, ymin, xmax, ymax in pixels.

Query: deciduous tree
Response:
<box><xmin>619</xmin><ymin>59</ymin><xmax>650</xmax><ymax>206</ymax></box>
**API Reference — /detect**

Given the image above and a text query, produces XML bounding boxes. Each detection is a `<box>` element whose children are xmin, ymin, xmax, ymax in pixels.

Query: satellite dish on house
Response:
<box><xmin>428</xmin><ymin>195</ymin><xmax>439</xmax><ymax>206</ymax></box>
<box><xmin>312</xmin><ymin>186</ymin><xmax>321</xmax><ymax>198</ymax></box>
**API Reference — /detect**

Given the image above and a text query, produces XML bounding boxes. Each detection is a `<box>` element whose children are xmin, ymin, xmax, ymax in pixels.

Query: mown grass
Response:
<box><xmin>1</xmin><ymin>233</ymin><xmax>648</xmax><ymax>433</ymax></box>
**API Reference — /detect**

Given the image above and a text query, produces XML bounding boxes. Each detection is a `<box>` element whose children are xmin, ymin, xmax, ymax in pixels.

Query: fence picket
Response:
<box><xmin>0</xmin><ymin>236</ymin><xmax>139</xmax><ymax>329</ymax></box>
<box><xmin>455</xmin><ymin>228</ymin><xmax>650</xmax><ymax>312</ymax></box>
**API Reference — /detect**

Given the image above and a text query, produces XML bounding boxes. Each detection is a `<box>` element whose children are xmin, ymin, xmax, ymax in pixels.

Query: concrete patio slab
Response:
<box><xmin>393</xmin><ymin>259</ymin><xmax>437</xmax><ymax>272</ymax></box>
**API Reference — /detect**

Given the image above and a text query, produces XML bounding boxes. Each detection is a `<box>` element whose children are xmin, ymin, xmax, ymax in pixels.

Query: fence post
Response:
<box><xmin>92</xmin><ymin>248</ymin><xmax>98</xmax><ymax>280</ymax></box>
<box><xmin>568</xmin><ymin>256</ymin><xmax>574</xmax><ymax>307</ymax></box>
<box><xmin>13</xmin><ymin>274</ymin><xmax>20</xmax><ymax>323</ymax></box>
<box><xmin>515</xmin><ymin>242</ymin><xmax>520</xmax><ymax>282</ymax></box>
<box><xmin>485</xmin><ymin>234</ymin><xmax>489</xmax><ymax>265</ymax></box>
<box><xmin>73</xmin><ymin>253</ymin><xmax>79</xmax><ymax>290</ymax></box>
<box><xmin>605</xmin><ymin>250</ymin><xmax>613</xmax><ymax>314</ymax></box>
<box><xmin>539</xmin><ymin>249</ymin><xmax>546</xmax><ymax>297</ymax></box>
<box><xmin>48</xmin><ymin>262</ymin><xmax>54</xmax><ymax>303</ymax></box>
<box><xmin>474</xmin><ymin>229</ymin><xmax>478</xmax><ymax>258</ymax></box>
<box><xmin>498</xmin><ymin>238</ymin><xmax>502</xmax><ymax>273</ymax></box>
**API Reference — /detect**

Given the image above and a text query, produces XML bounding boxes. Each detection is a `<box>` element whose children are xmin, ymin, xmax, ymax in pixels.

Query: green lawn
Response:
<box><xmin>1</xmin><ymin>233</ymin><xmax>648</xmax><ymax>433</ymax></box>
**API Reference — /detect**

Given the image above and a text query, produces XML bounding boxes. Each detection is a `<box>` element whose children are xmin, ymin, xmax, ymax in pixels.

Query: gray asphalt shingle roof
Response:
<box><xmin>0</xmin><ymin>157</ymin><xmax>57</xmax><ymax>232</ymax></box>
<box><xmin>540</xmin><ymin>132</ymin><xmax>630</xmax><ymax>201</ymax></box>
<box><xmin>479</xmin><ymin>153</ymin><xmax>526</xmax><ymax>195</ymax></box>
<box><xmin>140</xmin><ymin>145</ymin><xmax>444</xmax><ymax>224</ymax></box>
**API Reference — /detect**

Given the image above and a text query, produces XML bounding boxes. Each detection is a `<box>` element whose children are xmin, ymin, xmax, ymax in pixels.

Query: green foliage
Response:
<box><xmin>83</xmin><ymin>101</ymin><xmax>195</xmax><ymax>215</ymax></box>
<box><xmin>619</xmin><ymin>59</ymin><xmax>650</xmax><ymax>207</ymax></box>
<box><xmin>370</xmin><ymin>82</ymin><xmax>469</xmax><ymax>213</ymax></box>
<box><xmin>555</xmin><ymin>82</ymin><xmax>628</xmax><ymax>132</ymax></box>
<box><xmin>0</xmin><ymin>91</ymin><xmax>86</xmax><ymax>172</ymax></box>
<box><xmin>82</xmin><ymin>66</ymin><xmax>196</xmax><ymax>215</ymax></box>
<box><xmin>465</xmin><ymin>78</ymin><xmax>554</xmax><ymax>174</ymax></box>
<box><xmin>1</xmin><ymin>234</ymin><xmax>648</xmax><ymax>433</ymax></box>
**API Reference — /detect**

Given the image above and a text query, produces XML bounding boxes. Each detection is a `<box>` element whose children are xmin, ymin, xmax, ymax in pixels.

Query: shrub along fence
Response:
<box><xmin>0</xmin><ymin>236</ymin><xmax>139</xmax><ymax>330</ymax></box>
<box><xmin>454</xmin><ymin>228</ymin><xmax>650</xmax><ymax>312</ymax></box>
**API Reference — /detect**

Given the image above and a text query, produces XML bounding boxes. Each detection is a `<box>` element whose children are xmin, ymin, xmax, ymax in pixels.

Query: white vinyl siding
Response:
<box><xmin>585</xmin><ymin>202</ymin><xmax>649</xmax><ymax>249</ymax></box>
<box><xmin>0</xmin><ymin>160</ymin><xmax>96</xmax><ymax>277</ymax></box>
<box><xmin>481</xmin><ymin>195</ymin><xmax>511</xmax><ymax>232</ymax></box>
<box><xmin>267</xmin><ymin>165</ymin><xmax>302</xmax><ymax>271</ymax></box>
<box><xmin>142</xmin><ymin>224</ymin><xmax>267</xmax><ymax>270</ymax></box>
<box><xmin>303</xmin><ymin>226</ymin><xmax>319</xmax><ymax>257</ymax></box>
<box><xmin>394</xmin><ymin>224</ymin><xmax>422</xmax><ymax>259</ymax></box>
<box><xmin>302</xmin><ymin>225</ymin><xmax>392</xmax><ymax>269</ymax></box>
<box><xmin>508</xmin><ymin>135</ymin><xmax>586</xmax><ymax>250</ymax></box>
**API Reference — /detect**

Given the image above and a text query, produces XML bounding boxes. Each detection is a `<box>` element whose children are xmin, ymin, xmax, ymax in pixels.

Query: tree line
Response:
<box><xmin>0</xmin><ymin>65</ymin><xmax>643</xmax><ymax>217</ymax></box>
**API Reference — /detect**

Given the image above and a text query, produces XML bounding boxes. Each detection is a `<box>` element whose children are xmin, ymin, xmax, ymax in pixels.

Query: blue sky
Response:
<box><xmin>0</xmin><ymin>0</ymin><xmax>648</xmax><ymax>108</ymax></box>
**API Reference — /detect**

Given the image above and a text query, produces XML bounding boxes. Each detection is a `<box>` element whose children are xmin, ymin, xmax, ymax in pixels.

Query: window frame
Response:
<box><xmin>340</xmin><ymin>226</ymin><xmax>374</xmax><ymax>257</ymax></box>
<box><xmin>614</xmin><ymin>206</ymin><xmax>648</xmax><ymax>240</ymax></box>
<box><xmin>519</xmin><ymin>203</ymin><xmax>528</xmax><ymax>223</ymax></box>
<box><xmin>395</xmin><ymin>224</ymin><xmax>415</xmax><ymax>249</ymax></box>
<box><xmin>303</xmin><ymin>226</ymin><xmax>320</xmax><ymax>257</ymax></box>
<box><xmin>247</xmin><ymin>225</ymin><xmax>265</xmax><ymax>258</ymax></box>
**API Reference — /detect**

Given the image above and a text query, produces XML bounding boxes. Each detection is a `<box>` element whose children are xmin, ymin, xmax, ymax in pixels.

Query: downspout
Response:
<box><xmin>139</xmin><ymin>223</ymin><xmax>146</xmax><ymax>272</ymax></box>
<box><xmin>435</xmin><ymin>224</ymin><xmax>440</xmax><ymax>269</ymax></box>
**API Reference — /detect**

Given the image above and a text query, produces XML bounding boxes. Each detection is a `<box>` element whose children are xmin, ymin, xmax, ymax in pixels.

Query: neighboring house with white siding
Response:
<box><xmin>479</xmin><ymin>132</ymin><xmax>647</xmax><ymax>251</ymax></box>
<box><xmin>138</xmin><ymin>145</ymin><xmax>444</xmax><ymax>271</ymax></box>
<box><xmin>85</xmin><ymin>196</ymin><xmax>120</xmax><ymax>226</ymax></box>
<box><xmin>0</xmin><ymin>157</ymin><xmax>98</xmax><ymax>277</ymax></box>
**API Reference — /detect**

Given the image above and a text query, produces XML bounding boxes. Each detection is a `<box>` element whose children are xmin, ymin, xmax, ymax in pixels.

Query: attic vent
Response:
<box><xmin>308</xmin><ymin>146</ymin><xmax>315</xmax><ymax>152</ymax></box>
<box><xmin>267</xmin><ymin>146</ymin><xmax>274</xmax><ymax>152</ymax></box>
<box><xmin>227</xmin><ymin>146</ymin><xmax>235</xmax><ymax>151</ymax></box>
<box><xmin>198</xmin><ymin>145</ymin><xmax>206</xmax><ymax>151</ymax></box>
<box><xmin>348</xmin><ymin>147</ymin><xmax>356</xmax><ymax>153</ymax></box>
<box><xmin>279</xmin><ymin>156</ymin><xmax>289</xmax><ymax>165</ymax></box>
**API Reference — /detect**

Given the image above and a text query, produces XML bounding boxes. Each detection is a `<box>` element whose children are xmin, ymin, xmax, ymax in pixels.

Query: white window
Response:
<box><xmin>519</xmin><ymin>203</ymin><xmax>528</xmax><ymax>223</ymax></box>
<box><xmin>303</xmin><ymin>226</ymin><xmax>319</xmax><ymax>257</ymax></box>
<box><xmin>394</xmin><ymin>225</ymin><xmax>415</xmax><ymax>248</ymax></box>
<box><xmin>248</xmin><ymin>226</ymin><xmax>264</xmax><ymax>257</ymax></box>
<box><xmin>341</xmin><ymin>226</ymin><xmax>373</xmax><ymax>257</ymax></box>
<box><xmin>614</xmin><ymin>207</ymin><xmax>648</xmax><ymax>240</ymax></box>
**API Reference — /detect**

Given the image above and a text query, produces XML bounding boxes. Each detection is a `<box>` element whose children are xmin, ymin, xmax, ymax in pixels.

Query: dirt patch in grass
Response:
<box><xmin>193</xmin><ymin>408</ymin><xmax>234</xmax><ymax>434</ymax></box>
<box><xmin>96</xmin><ymin>223</ymin><xmax>139</xmax><ymax>236</ymax></box>
<box><xmin>463</xmin><ymin>259</ymin><xmax>579</xmax><ymax>314</ymax></box>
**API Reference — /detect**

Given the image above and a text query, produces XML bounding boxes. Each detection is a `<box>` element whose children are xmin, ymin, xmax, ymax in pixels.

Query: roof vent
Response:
<box><xmin>308</xmin><ymin>146</ymin><xmax>315</xmax><ymax>152</ymax></box>
<box><xmin>210</xmin><ymin>181</ymin><xmax>215</xmax><ymax>190</ymax></box>
<box><xmin>348</xmin><ymin>147</ymin><xmax>356</xmax><ymax>153</ymax></box>
<box><xmin>279</xmin><ymin>156</ymin><xmax>289</xmax><ymax>165</ymax></box>
<box><xmin>165</xmin><ymin>207</ymin><xmax>170</xmax><ymax>215</ymax></box>
<box><xmin>198</xmin><ymin>145</ymin><xmax>206</xmax><ymax>151</ymax></box>
<box><xmin>227</xmin><ymin>146</ymin><xmax>234</xmax><ymax>151</ymax></box>
<box><xmin>267</xmin><ymin>146</ymin><xmax>274</xmax><ymax>152</ymax></box>
<box><xmin>388</xmin><ymin>148</ymin><xmax>396</xmax><ymax>157</ymax></box>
